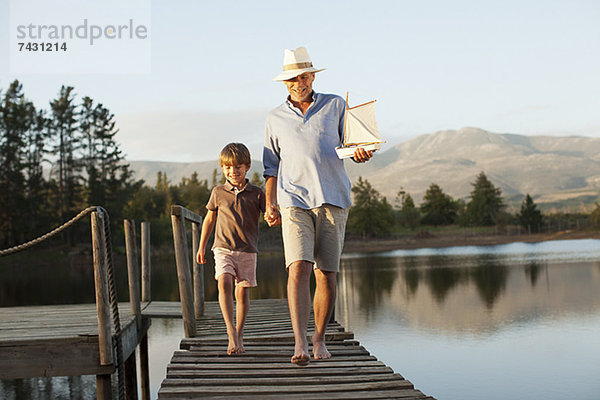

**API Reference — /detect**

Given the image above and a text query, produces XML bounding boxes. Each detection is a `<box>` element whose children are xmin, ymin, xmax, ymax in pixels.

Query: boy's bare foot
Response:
<box><xmin>227</xmin><ymin>335</ymin><xmax>240</xmax><ymax>355</ymax></box>
<box><xmin>291</xmin><ymin>344</ymin><xmax>310</xmax><ymax>365</ymax></box>
<box><xmin>312</xmin><ymin>340</ymin><xmax>331</xmax><ymax>360</ymax></box>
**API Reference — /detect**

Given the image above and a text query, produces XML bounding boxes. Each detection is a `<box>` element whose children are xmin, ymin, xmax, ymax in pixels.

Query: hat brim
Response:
<box><xmin>273</xmin><ymin>67</ymin><xmax>326</xmax><ymax>81</ymax></box>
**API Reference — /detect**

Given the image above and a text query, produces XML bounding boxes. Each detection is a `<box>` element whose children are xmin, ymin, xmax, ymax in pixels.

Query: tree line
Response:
<box><xmin>348</xmin><ymin>171</ymin><xmax>600</xmax><ymax>238</ymax></box>
<box><xmin>2</xmin><ymin>80</ymin><xmax>598</xmax><ymax>249</ymax></box>
<box><xmin>0</xmin><ymin>80</ymin><xmax>137</xmax><ymax>247</ymax></box>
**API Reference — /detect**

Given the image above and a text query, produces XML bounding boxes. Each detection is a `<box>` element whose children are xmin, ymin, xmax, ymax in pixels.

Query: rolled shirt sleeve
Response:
<box><xmin>263</xmin><ymin>119</ymin><xmax>280</xmax><ymax>178</ymax></box>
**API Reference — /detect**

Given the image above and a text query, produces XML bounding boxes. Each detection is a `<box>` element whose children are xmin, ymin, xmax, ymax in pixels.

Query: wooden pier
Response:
<box><xmin>156</xmin><ymin>299</ymin><xmax>434</xmax><ymax>400</ymax></box>
<box><xmin>0</xmin><ymin>209</ymin><xmax>152</xmax><ymax>400</ymax></box>
<box><xmin>1</xmin><ymin>205</ymin><xmax>435</xmax><ymax>399</ymax></box>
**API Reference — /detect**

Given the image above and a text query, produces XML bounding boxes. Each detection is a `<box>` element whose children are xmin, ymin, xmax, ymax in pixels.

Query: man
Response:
<box><xmin>263</xmin><ymin>46</ymin><xmax>372</xmax><ymax>365</ymax></box>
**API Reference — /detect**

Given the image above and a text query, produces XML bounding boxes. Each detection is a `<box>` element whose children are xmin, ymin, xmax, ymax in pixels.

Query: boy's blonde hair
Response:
<box><xmin>219</xmin><ymin>142</ymin><xmax>251</xmax><ymax>166</ymax></box>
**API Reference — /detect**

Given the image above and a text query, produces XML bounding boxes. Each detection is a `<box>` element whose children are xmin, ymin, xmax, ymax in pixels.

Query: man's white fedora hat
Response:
<box><xmin>273</xmin><ymin>46</ymin><xmax>325</xmax><ymax>81</ymax></box>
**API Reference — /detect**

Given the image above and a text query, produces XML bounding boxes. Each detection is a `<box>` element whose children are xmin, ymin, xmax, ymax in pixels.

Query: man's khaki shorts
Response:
<box><xmin>280</xmin><ymin>204</ymin><xmax>349</xmax><ymax>272</ymax></box>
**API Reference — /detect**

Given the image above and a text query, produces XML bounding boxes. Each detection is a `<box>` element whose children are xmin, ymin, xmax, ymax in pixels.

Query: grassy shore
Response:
<box><xmin>342</xmin><ymin>228</ymin><xmax>600</xmax><ymax>253</ymax></box>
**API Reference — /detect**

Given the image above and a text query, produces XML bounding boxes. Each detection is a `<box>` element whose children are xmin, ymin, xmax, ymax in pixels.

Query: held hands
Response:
<box><xmin>352</xmin><ymin>147</ymin><xmax>374</xmax><ymax>163</ymax></box>
<box><xmin>264</xmin><ymin>206</ymin><xmax>281</xmax><ymax>227</ymax></box>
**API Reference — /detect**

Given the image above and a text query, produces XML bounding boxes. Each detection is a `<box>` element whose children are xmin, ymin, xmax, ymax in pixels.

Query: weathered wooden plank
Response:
<box><xmin>170</xmin><ymin>205</ymin><xmax>203</xmax><ymax>224</ymax></box>
<box><xmin>166</xmin><ymin>360</ymin><xmax>387</xmax><ymax>370</ymax></box>
<box><xmin>161</xmin><ymin>373</ymin><xmax>406</xmax><ymax>386</ymax></box>
<box><xmin>159</xmin><ymin>390</ymin><xmax>430</xmax><ymax>400</ymax></box>
<box><xmin>172</xmin><ymin>347</ymin><xmax>371</xmax><ymax>358</ymax></box>
<box><xmin>170</xmin><ymin>356</ymin><xmax>378</xmax><ymax>364</ymax></box>
<box><xmin>180</xmin><ymin>338</ymin><xmax>362</xmax><ymax>348</ymax></box>
<box><xmin>0</xmin><ymin>336</ymin><xmax>115</xmax><ymax>379</ymax></box>
<box><xmin>184</xmin><ymin>344</ymin><xmax>367</xmax><ymax>352</ymax></box>
<box><xmin>165</xmin><ymin>366</ymin><xmax>395</xmax><ymax>378</ymax></box>
<box><xmin>194</xmin><ymin>331</ymin><xmax>354</xmax><ymax>341</ymax></box>
<box><xmin>158</xmin><ymin>379</ymin><xmax>415</xmax><ymax>394</ymax></box>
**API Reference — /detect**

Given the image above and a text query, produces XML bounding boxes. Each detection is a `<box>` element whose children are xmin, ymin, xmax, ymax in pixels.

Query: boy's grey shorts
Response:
<box><xmin>280</xmin><ymin>204</ymin><xmax>349</xmax><ymax>272</ymax></box>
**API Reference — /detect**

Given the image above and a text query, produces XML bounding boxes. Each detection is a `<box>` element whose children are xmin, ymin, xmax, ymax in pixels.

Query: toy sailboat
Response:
<box><xmin>335</xmin><ymin>92</ymin><xmax>385</xmax><ymax>159</ymax></box>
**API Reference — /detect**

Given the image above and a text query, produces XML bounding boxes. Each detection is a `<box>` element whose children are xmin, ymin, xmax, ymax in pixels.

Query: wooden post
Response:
<box><xmin>192</xmin><ymin>222</ymin><xmax>204</xmax><ymax>317</ymax></box>
<box><xmin>140</xmin><ymin>221</ymin><xmax>151</xmax><ymax>400</ymax></box>
<box><xmin>91</xmin><ymin>211</ymin><xmax>114</xmax><ymax>400</ymax></box>
<box><xmin>139</xmin><ymin>334</ymin><xmax>151</xmax><ymax>400</ymax></box>
<box><xmin>171</xmin><ymin>212</ymin><xmax>197</xmax><ymax>338</ymax></box>
<box><xmin>124</xmin><ymin>220</ymin><xmax>142</xmax><ymax>333</ymax></box>
<box><xmin>124</xmin><ymin>351</ymin><xmax>139</xmax><ymax>400</ymax></box>
<box><xmin>141</xmin><ymin>222</ymin><xmax>151</xmax><ymax>303</ymax></box>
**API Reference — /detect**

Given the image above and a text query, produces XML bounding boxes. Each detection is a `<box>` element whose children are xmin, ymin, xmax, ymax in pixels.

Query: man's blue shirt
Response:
<box><xmin>263</xmin><ymin>92</ymin><xmax>352</xmax><ymax>210</ymax></box>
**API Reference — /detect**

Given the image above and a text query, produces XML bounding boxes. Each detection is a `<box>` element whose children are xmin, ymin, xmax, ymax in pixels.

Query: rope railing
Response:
<box><xmin>0</xmin><ymin>206</ymin><xmax>97</xmax><ymax>256</ymax></box>
<box><xmin>0</xmin><ymin>206</ymin><xmax>126</xmax><ymax>400</ymax></box>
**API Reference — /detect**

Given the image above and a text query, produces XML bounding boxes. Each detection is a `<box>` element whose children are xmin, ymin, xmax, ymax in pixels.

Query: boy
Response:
<box><xmin>197</xmin><ymin>143</ymin><xmax>265</xmax><ymax>355</ymax></box>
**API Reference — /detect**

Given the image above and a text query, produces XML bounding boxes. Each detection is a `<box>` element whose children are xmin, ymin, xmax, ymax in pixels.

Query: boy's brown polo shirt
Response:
<box><xmin>207</xmin><ymin>180</ymin><xmax>265</xmax><ymax>253</ymax></box>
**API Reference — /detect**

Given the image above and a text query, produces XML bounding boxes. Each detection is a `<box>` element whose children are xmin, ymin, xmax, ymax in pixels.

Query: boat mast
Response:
<box><xmin>343</xmin><ymin>92</ymin><xmax>349</xmax><ymax>146</ymax></box>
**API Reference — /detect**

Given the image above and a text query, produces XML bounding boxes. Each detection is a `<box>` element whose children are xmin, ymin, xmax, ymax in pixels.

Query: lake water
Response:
<box><xmin>1</xmin><ymin>239</ymin><xmax>600</xmax><ymax>399</ymax></box>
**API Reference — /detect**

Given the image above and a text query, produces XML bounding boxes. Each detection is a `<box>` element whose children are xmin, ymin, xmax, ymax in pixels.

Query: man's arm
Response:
<box><xmin>264</xmin><ymin>175</ymin><xmax>281</xmax><ymax>227</ymax></box>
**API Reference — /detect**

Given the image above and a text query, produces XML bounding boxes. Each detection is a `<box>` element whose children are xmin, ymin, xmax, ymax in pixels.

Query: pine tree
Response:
<box><xmin>0</xmin><ymin>81</ymin><xmax>37</xmax><ymax>245</ymax></box>
<box><xmin>397</xmin><ymin>192</ymin><xmax>420</xmax><ymax>230</ymax></box>
<box><xmin>79</xmin><ymin>96</ymin><xmax>133</xmax><ymax>215</ymax></box>
<box><xmin>591</xmin><ymin>202</ymin><xmax>600</xmax><ymax>228</ymax></box>
<box><xmin>518</xmin><ymin>194</ymin><xmax>543</xmax><ymax>233</ymax></box>
<box><xmin>23</xmin><ymin>108</ymin><xmax>50</xmax><ymax>237</ymax></box>
<box><xmin>211</xmin><ymin>168</ymin><xmax>218</xmax><ymax>188</ymax></box>
<box><xmin>177</xmin><ymin>172</ymin><xmax>210</xmax><ymax>216</ymax></box>
<box><xmin>348</xmin><ymin>177</ymin><xmax>395</xmax><ymax>237</ymax></box>
<box><xmin>49</xmin><ymin>86</ymin><xmax>81</xmax><ymax>234</ymax></box>
<box><xmin>466</xmin><ymin>172</ymin><xmax>505</xmax><ymax>226</ymax></box>
<box><xmin>420</xmin><ymin>183</ymin><xmax>457</xmax><ymax>226</ymax></box>
<box><xmin>155</xmin><ymin>171</ymin><xmax>173</xmax><ymax>216</ymax></box>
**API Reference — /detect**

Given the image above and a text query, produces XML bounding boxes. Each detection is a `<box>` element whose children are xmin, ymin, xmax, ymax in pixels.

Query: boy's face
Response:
<box><xmin>221</xmin><ymin>163</ymin><xmax>250</xmax><ymax>188</ymax></box>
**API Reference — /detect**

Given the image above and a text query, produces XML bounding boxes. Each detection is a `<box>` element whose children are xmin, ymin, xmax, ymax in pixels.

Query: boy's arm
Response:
<box><xmin>264</xmin><ymin>175</ymin><xmax>281</xmax><ymax>227</ymax></box>
<box><xmin>197</xmin><ymin>210</ymin><xmax>216</xmax><ymax>264</ymax></box>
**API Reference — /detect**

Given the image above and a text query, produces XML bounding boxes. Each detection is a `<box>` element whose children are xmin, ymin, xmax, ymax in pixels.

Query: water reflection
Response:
<box><xmin>524</xmin><ymin>262</ymin><xmax>542</xmax><ymax>287</ymax></box>
<box><xmin>3</xmin><ymin>239</ymin><xmax>600</xmax><ymax>400</ymax></box>
<box><xmin>0</xmin><ymin>375</ymin><xmax>96</xmax><ymax>400</ymax></box>
<box><xmin>0</xmin><ymin>252</ymin><xmax>289</xmax><ymax>307</ymax></box>
<box><xmin>339</xmin><ymin>240</ymin><xmax>600</xmax><ymax>334</ymax></box>
<box><xmin>337</xmin><ymin>240</ymin><xmax>600</xmax><ymax>400</ymax></box>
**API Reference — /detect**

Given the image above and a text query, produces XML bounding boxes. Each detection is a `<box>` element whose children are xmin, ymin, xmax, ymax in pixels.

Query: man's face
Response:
<box><xmin>284</xmin><ymin>72</ymin><xmax>315</xmax><ymax>103</ymax></box>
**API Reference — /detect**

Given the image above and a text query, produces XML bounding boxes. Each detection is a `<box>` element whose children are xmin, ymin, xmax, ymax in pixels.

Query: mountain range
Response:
<box><xmin>127</xmin><ymin>127</ymin><xmax>600</xmax><ymax>211</ymax></box>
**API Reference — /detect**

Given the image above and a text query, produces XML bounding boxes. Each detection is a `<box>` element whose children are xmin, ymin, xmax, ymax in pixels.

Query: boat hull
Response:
<box><xmin>335</xmin><ymin>142</ymin><xmax>381</xmax><ymax>159</ymax></box>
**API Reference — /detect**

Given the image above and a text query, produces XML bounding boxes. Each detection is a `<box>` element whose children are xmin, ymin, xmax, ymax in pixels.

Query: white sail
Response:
<box><xmin>335</xmin><ymin>98</ymin><xmax>384</xmax><ymax>159</ymax></box>
<box><xmin>345</xmin><ymin>102</ymin><xmax>380</xmax><ymax>145</ymax></box>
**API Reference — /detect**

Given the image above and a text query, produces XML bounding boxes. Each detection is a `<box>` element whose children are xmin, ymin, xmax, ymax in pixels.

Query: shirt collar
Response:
<box><xmin>286</xmin><ymin>91</ymin><xmax>317</xmax><ymax>114</ymax></box>
<box><xmin>224</xmin><ymin>178</ymin><xmax>249</xmax><ymax>193</ymax></box>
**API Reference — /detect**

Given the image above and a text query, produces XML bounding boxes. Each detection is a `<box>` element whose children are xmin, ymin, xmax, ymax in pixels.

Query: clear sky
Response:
<box><xmin>1</xmin><ymin>0</ymin><xmax>599</xmax><ymax>162</ymax></box>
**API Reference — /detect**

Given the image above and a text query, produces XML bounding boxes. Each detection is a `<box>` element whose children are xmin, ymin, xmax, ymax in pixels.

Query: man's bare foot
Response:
<box><xmin>236</xmin><ymin>333</ymin><xmax>245</xmax><ymax>354</ymax></box>
<box><xmin>312</xmin><ymin>340</ymin><xmax>331</xmax><ymax>360</ymax></box>
<box><xmin>291</xmin><ymin>343</ymin><xmax>310</xmax><ymax>365</ymax></box>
